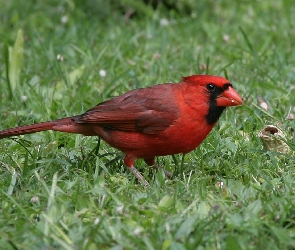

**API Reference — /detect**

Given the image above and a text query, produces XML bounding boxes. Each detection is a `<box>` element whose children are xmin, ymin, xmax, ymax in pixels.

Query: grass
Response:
<box><xmin>1</xmin><ymin>0</ymin><xmax>295</xmax><ymax>249</ymax></box>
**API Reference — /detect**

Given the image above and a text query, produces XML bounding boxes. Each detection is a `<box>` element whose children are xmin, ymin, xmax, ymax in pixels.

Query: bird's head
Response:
<box><xmin>182</xmin><ymin>75</ymin><xmax>243</xmax><ymax>124</ymax></box>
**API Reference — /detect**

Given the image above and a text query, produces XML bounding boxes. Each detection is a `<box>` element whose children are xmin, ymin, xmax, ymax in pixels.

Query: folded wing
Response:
<box><xmin>73</xmin><ymin>84</ymin><xmax>179</xmax><ymax>134</ymax></box>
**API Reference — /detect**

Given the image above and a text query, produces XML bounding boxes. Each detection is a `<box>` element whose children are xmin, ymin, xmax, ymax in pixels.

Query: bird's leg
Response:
<box><xmin>144</xmin><ymin>158</ymin><xmax>173</xmax><ymax>179</ymax></box>
<box><xmin>124</xmin><ymin>154</ymin><xmax>150</xmax><ymax>186</ymax></box>
<box><xmin>128</xmin><ymin>166</ymin><xmax>150</xmax><ymax>187</ymax></box>
<box><xmin>153</xmin><ymin>165</ymin><xmax>173</xmax><ymax>178</ymax></box>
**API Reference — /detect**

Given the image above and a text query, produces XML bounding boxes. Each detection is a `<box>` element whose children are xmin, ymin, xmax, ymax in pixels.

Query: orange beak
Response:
<box><xmin>216</xmin><ymin>86</ymin><xmax>243</xmax><ymax>107</ymax></box>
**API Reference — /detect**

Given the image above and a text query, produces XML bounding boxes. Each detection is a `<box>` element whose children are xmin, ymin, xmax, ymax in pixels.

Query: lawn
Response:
<box><xmin>1</xmin><ymin>0</ymin><xmax>295</xmax><ymax>249</ymax></box>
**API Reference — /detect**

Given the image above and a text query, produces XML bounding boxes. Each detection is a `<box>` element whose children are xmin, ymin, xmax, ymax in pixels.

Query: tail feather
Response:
<box><xmin>0</xmin><ymin>117</ymin><xmax>78</xmax><ymax>139</ymax></box>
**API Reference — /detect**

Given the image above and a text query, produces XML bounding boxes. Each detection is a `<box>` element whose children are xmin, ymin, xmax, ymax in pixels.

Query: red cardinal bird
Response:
<box><xmin>0</xmin><ymin>75</ymin><xmax>242</xmax><ymax>185</ymax></box>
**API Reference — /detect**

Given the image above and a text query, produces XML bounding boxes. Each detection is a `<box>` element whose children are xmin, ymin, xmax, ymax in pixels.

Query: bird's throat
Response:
<box><xmin>206</xmin><ymin>106</ymin><xmax>226</xmax><ymax>125</ymax></box>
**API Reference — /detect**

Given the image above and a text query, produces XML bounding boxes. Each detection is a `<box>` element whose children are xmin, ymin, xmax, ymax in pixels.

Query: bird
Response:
<box><xmin>0</xmin><ymin>75</ymin><xmax>243</xmax><ymax>186</ymax></box>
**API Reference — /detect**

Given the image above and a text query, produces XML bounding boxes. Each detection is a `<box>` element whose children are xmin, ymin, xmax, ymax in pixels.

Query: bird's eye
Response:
<box><xmin>206</xmin><ymin>84</ymin><xmax>216</xmax><ymax>92</ymax></box>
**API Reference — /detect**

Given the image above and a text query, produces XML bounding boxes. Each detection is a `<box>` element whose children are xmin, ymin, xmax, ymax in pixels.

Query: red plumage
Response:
<box><xmin>0</xmin><ymin>75</ymin><xmax>243</xmax><ymax>185</ymax></box>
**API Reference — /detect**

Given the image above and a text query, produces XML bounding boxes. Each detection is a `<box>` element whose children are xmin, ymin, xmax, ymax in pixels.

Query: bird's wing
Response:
<box><xmin>73</xmin><ymin>84</ymin><xmax>179</xmax><ymax>134</ymax></box>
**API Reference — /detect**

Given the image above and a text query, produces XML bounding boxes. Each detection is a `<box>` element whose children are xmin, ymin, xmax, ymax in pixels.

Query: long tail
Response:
<box><xmin>0</xmin><ymin>116</ymin><xmax>93</xmax><ymax>139</ymax></box>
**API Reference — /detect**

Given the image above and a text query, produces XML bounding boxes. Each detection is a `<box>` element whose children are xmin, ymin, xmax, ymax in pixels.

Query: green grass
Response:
<box><xmin>1</xmin><ymin>0</ymin><xmax>295</xmax><ymax>249</ymax></box>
